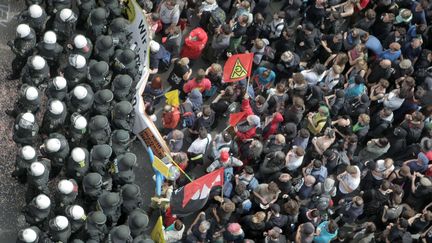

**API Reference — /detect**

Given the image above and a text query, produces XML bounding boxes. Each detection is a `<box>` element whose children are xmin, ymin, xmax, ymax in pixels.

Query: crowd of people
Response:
<box><xmin>7</xmin><ymin>0</ymin><xmax>432</xmax><ymax>242</ymax></box>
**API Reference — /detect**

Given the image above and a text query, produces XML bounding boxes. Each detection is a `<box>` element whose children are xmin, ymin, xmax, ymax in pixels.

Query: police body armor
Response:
<box><xmin>23</xmin><ymin>195</ymin><xmax>51</xmax><ymax>226</ymax></box>
<box><xmin>88</xmin><ymin>60</ymin><xmax>111</xmax><ymax>91</ymax></box>
<box><xmin>42</xmin><ymin>133</ymin><xmax>70</xmax><ymax>168</ymax></box>
<box><xmin>46</xmin><ymin>77</ymin><xmax>68</xmax><ymax>101</ymax></box>
<box><xmin>88</xmin><ymin>115</ymin><xmax>111</xmax><ymax>145</ymax></box>
<box><xmin>96</xmin><ymin>191</ymin><xmax>122</xmax><ymax>226</ymax></box>
<box><xmin>63</xmin><ymin>62</ymin><xmax>88</xmax><ymax>89</ymax></box>
<box><xmin>21</xmin><ymin>57</ymin><xmax>50</xmax><ymax>87</ymax></box>
<box><xmin>94</xmin><ymin>35</ymin><xmax>115</xmax><ymax>63</ymax></box>
<box><xmin>41</xmin><ymin>100</ymin><xmax>67</xmax><ymax>134</ymax></box>
<box><xmin>120</xmin><ymin>184</ymin><xmax>143</xmax><ymax>215</ymax></box>
<box><xmin>66</xmin><ymin>148</ymin><xmax>90</xmax><ymax>182</ymax></box>
<box><xmin>67</xmin><ymin>84</ymin><xmax>95</xmax><ymax>114</ymax></box>
<box><xmin>109</xmin><ymin>17</ymin><xmax>130</xmax><ymax>49</ymax></box>
<box><xmin>111</xmin><ymin>101</ymin><xmax>134</xmax><ymax>130</ymax></box>
<box><xmin>85</xmin><ymin>211</ymin><xmax>108</xmax><ymax>242</ymax></box>
<box><xmin>16</xmin><ymin>84</ymin><xmax>41</xmax><ymax>114</ymax></box>
<box><xmin>112</xmin><ymin>49</ymin><xmax>139</xmax><ymax>81</ymax></box>
<box><xmin>52</xmin><ymin>9</ymin><xmax>77</xmax><ymax>43</ymax></box>
<box><xmin>86</xmin><ymin>8</ymin><xmax>108</xmax><ymax>42</ymax></box>
<box><xmin>111</xmin><ymin>129</ymin><xmax>131</xmax><ymax>156</ymax></box>
<box><xmin>93</xmin><ymin>89</ymin><xmax>114</xmax><ymax>117</ymax></box>
<box><xmin>13</xmin><ymin>113</ymin><xmax>39</xmax><ymax>145</ymax></box>
<box><xmin>112</xmin><ymin>74</ymin><xmax>133</xmax><ymax>102</ymax></box>
<box><xmin>19</xmin><ymin>7</ymin><xmax>48</xmax><ymax>34</ymax></box>
<box><xmin>90</xmin><ymin>144</ymin><xmax>112</xmax><ymax>177</ymax></box>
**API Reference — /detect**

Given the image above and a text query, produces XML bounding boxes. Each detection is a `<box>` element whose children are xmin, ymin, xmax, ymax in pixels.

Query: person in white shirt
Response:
<box><xmin>164</xmin><ymin>219</ymin><xmax>185</xmax><ymax>243</ymax></box>
<box><xmin>285</xmin><ymin>146</ymin><xmax>305</xmax><ymax>172</ymax></box>
<box><xmin>372</xmin><ymin>158</ymin><xmax>395</xmax><ymax>181</ymax></box>
<box><xmin>187</xmin><ymin>128</ymin><xmax>212</xmax><ymax>169</ymax></box>
<box><xmin>158</xmin><ymin>0</ymin><xmax>180</xmax><ymax>30</ymax></box>
<box><xmin>337</xmin><ymin>165</ymin><xmax>361</xmax><ymax>195</ymax></box>
<box><xmin>269</xmin><ymin>11</ymin><xmax>285</xmax><ymax>40</ymax></box>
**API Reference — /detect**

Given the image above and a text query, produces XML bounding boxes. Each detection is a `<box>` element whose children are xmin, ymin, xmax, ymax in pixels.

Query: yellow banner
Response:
<box><xmin>151</xmin><ymin>216</ymin><xmax>166</xmax><ymax>243</ymax></box>
<box><xmin>153</xmin><ymin>156</ymin><xmax>170</xmax><ymax>178</ymax></box>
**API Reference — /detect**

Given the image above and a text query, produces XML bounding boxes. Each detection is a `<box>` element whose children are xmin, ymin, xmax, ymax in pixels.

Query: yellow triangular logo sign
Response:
<box><xmin>230</xmin><ymin>58</ymin><xmax>248</xmax><ymax>79</ymax></box>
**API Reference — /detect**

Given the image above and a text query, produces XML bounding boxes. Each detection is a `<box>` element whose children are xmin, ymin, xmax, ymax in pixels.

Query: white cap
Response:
<box><xmin>43</xmin><ymin>31</ymin><xmax>57</xmax><ymax>44</ymax></box>
<box><xmin>16</xmin><ymin>24</ymin><xmax>31</xmax><ymax>38</ymax></box>
<box><xmin>71</xmin><ymin>147</ymin><xmax>85</xmax><ymax>162</ymax></box>
<box><xmin>31</xmin><ymin>55</ymin><xmax>46</xmax><ymax>70</ymax></box>
<box><xmin>69</xmin><ymin>54</ymin><xmax>86</xmax><ymax>69</ymax></box>
<box><xmin>21</xmin><ymin>146</ymin><xmax>36</xmax><ymax>160</ymax></box>
<box><xmin>58</xmin><ymin>179</ymin><xmax>74</xmax><ymax>194</ymax></box>
<box><xmin>49</xmin><ymin>100</ymin><xmax>64</xmax><ymax>115</ymax></box>
<box><xmin>149</xmin><ymin>40</ymin><xmax>160</xmax><ymax>53</ymax></box>
<box><xmin>73</xmin><ymin>86</ymin><xmax>88</xmax><ymax>100</ymax></box>
<box><xmin>22</xmin><ymin>112</ymin><xmax>35</xmax><ymax>124</ymax></box>
<box><xmin>35</xmin><ymin>194</ymin><xmax>51</xmax><ymax>209</ymax></box>
<box><xmin>73</xmin><ymin>116</ymin><xmax>87</xmax><ymax>130</ymax></box>
<box><xmin>53</xmin><ymin>76</ymin><xmax>66</xmax><ymax>90</ymax></box>
<box><xmin>54</xmin><ymin>216</ymin><xmax>69</xmax><ymax>230</ymax></box>
<box><xmin>69</xmin><ymin>205</ymin><xmax>85</xmax><ymax>220</ymax></box>
<box><xmin>46</xmin><ymin>138</ymin><xmax>61</xmax><ymax>152</ymax></box>
<box><xmin>30</xmin><ymin>162</ymin><xmax>45</xmax><ymax>176</ymax></box>
<box><xmin>21</xmin><ymin>228</ymin><xmax>37</xmax><ymax>242</ymax></box>
<box><xmin>25</xmin><ymin>86</ymin><xmax>38</xmax><ymax>101</ymax></box>
<box><xmin>73</xmin><ymin>35</ymin><xmax>87</xmax><ymax>49</ymax></box>
<box><xmin>59</xmin><ymin>8</ymin><xmax>73</xmax><ymax>22</ymax></box>
<box><xmin>29</xmin><ymin>4</ymin><xmax>43</xmax><ymax>18</ymax></box>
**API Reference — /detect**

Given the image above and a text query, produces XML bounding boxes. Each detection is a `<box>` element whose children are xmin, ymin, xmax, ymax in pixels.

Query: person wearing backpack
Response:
<box><xmin>267</xmin><ymin>11</ymin><xmax>285</xmax><ymax>42</ymax></box>
<box><xmin>149</xmin><ymin>40</ymin><xmax>172</xmax><ymax>75</ymax></box>
<box><xmin>187</xmin><ymin>127</ymin><xmax>212</xmax><ymax>171</ymax></box>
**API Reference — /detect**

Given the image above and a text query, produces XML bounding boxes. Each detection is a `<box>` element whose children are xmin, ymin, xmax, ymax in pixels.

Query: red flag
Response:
<box><xmin>170</xmin><ymin>168</ymin><xmax>224</xmax><ymax>216</ymax></box>
<box><xmin>229</xmin><ymin>111</ymin><xmax>247</xmax><ymax>127</ymax></box>
<box><xmin>223</xmin><ymin>53</ymin><xmax>254</xmax><ymax>83</ymax></box>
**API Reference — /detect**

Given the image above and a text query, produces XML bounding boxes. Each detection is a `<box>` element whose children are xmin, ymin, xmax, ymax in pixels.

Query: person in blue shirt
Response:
<box><xmin>361</xmin><ymin>33</ymin><xmax>383</xmax><ymax>56</ymax></box>
<box><xmin>314</xmin><ymin>220</ymin><xmax>339</xmax><ymax>243</ymax></box>
<box><xmin>411</xmin><ymin>0</ymin><xmax>428</xmax><ymax>25</ymax></box>
<box><xmin>345</xmin><ymin>75</ymin><xmax>366</xmax><ymax>99</ymax></box>
<box><xmin>379</xmin><ymin>42</ymin><xmax>402</xmax><ymax>62</ymax></box>
<box><xmin>253</xmin><ymin>67</ymin><xmax>276</xmax><ymax>92</ymax></box>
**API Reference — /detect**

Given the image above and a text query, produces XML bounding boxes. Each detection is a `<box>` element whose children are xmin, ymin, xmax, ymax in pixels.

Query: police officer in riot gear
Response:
<box><xmin>53</xmin><ymin>8</ymin><xmax>78</xmax><ymax>44</ymax></box>
<box><xmin>93</xmin><ymin>89</ymin><xmax>114</xmax><ymax>117</ymax></box>
<box><xmin>112</xmin><ymin>101</ymin><xmax>134</xmax><ymax>130</ymax></box>
<box><xmin>84</xmin><ymin>211</ymin><xmax>108</xmax><ymax>242</ymax></box>
<box><xmin>111</xmin><ymin>129</ymin><xmax>132</xmax><ymax>156</ymax></box>
<box><xmin>55</xmin><ymin>179</ymin><xmax>78</xmax><ymax>213</ymax></box>
<box><xmin>6</xmin><ymin>84</ymin><xmax>40</xmax><ymax>118</ymax></box>
<box><xmin>16</xmin><ymin>226</ymin><xmax>42</xmax><ymax>243</ymax></box>
<box><xmin>46</xmin><ymin>0</ymin><xmax>72</xmax><ymax>15</ymax></box>
<box><xmin>112</xmin><ymin>74</ymin><xmax>134</xmax><ymax>102</ymax></box>
<box><xmin>7</xmin><ymin>24</ymin><xmax>37</xmax><ymax>80</ymax></box>
<box><xmin>12</xmin><ymin>145</ymin><xmax>37</xmax><ymax>183</ymax></box>
<box><xmin>64</xmin><ymin>204</ymin><xmax>86</xmax><ymax>234</ymax></box>
<box><xmin>82</xmin><ymin>172</ymin><xmax>104</xmax><ymax>202</ymax></box>
<box><xmin>102</xmin><ymin>0</ymin><xmax>123</xmax><ymax>20</ymax></box>
<box><xmin>68</xmin><ymin>34</ymin><xmax>93</xmax><ymax>60</ymax></box>
<box><xmin>111</xmin><ymin>152</ymin><xmax>137</xmax><ymax>188</ymax></box>
<box><xmin>109</xmin><ymin>17</ymin><xmax>130</xmax><ymax>49</ymax></box>
<box><xmin>97</xmin><ymin>191</ymin><xmax>122</xmax><ymax>227</ymax></box>
<box><xmin>21</xmin><ymin>55</ymin><xmax>50</xmax><ymax>87</ymax></box>
<box><xmin>88</xmin><ymin>60</ymin><xmax>111</xmax><ymax>91</ymax></box>
<box><xmin>22</xmin><ymin>193</ymin><xmax>51</xmax><ymax>227</ymax></box>
<box><xmin>63</xmin><ymin>54</ymin><xmax>88</xmax><ymax>89</ymax></box>
<box><xmin>66</xmin><ymin>147</ymin><xmax>90</xmax><ymax>182</ymax></box>
<box><xmin>106</xmin><ymin>225</ymin><xmax>133</xmax><ymax>243</ymax></box>
<box><xmin>77</xmin><ymin>0</ymin><xmax>97</xmax><ymax>28</ymax></box>
<box><xmin>37</xmin><ymin>31</ymin><xmax>63</xmax><ymax>75</ymax></box>
<box><xmin>90</xmin><ymin>144</ymin><xmax>112</xmax><ymax>177</ymax></box>
<box><xmin>40</xmin><ymin>133</ymin><xmax>69</xmax><ymax>178</ymax></box>
<box><xmin>121</xmin><ymin>183</ymin><xmax>143</xmax><ymax>216</ymax></box>
<box><xmin>26</xmin><ymin>160</ymin><xmax>50</xmax><ymax>203</ymax></box>
<box><xmin>112</xmin><ymin>49</ymin><xmax>139</xmax><ymax>81</ymax></box>
<box><xmin>47</xmin><ymin>215</ymin><xmax>72</xmax><ymax>243</ymax></box>
<box><xmin>86</xmin><ymin>7</ymin><xmax>108</xmax><ymax>42</ymax></box>
<box><xmin>88</xmin><ymin>115</ymin><xmax>111</xmax><ymax>145</ymax></box>
<box><xmin>67</xmin><ymin>84</ymin><xmax>95</xmax><ymax>115</ymax></box>
<box><xmin>13</xmin><ymin>112</ymin><xmax>39</xmax><ymax>146</ymax></box>
<box><xmin>93</xmin><ymin>35</ymin><xmax>115</xmax><ymax>63</ymax></box>
<box><xmin>69</xmin><ymin>112</ymin><xmax>88</xmax><ymax>147</ymax></box>
<box><xmin>19</xmin><ymin>4</ymin><xmax>48</xmax><ymax>36</ymax></box>
<box><xmin>41</xmin><ymin>99</ymin><xmax>67</xmax><ymax>134</ymax></box>
<box><xmin>46</xmin><ymin>76</ymin><xmax>68</xmax><ymax>101</ymax></box>
<box><xmin>127</xmin><ymin>209</ymin><xmax>149</xmax><ymax>238</ymax></box>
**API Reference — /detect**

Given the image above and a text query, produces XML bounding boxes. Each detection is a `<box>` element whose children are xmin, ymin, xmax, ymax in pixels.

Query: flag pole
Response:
<box><xmin>166</xmin><ymin>153</ymin><xmax>194</xmax><ymax>182</ymax></box>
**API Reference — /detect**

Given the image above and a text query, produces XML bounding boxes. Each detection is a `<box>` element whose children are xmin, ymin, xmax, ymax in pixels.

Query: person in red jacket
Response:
<box><xmin>234</xmin><ymin>94</ymin><xmax>261</xmax><ymax>141</ymax></box>
<box><xmin>180</xmin><ymin>27</ymin><xmax>208</xmax><ymax>60</ymax></box>
<box><xmin>262</xmin><ymin>112</ymin><xmax>284</xmax><ymax>140</ymax></box>
<box><xmin>162</xmin><ymin>105</ymin><xmax>181</xmax><ymax>133</ymax></box>
<box><xmin>183</xmin><ymin>69</ymin><xmax>212</xmax><ymax>94</ymax></box>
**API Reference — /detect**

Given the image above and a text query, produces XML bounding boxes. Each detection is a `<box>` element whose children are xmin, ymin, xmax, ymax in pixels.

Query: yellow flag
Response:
<box><xmin>164</xmin><ymin>90</ymin><xmax>180</xmax><ymax>107</ymax></box>
<box><xmin>151</xmin><ymin>216</ymin><xmax>166</xmax><ymax>243</ymax></box>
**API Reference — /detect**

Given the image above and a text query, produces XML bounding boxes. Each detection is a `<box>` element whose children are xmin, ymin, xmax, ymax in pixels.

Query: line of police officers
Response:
<box><xmin>8</xmin><ymin>1</ymin><xmax>153</xmax><ymax>242</ymax></box>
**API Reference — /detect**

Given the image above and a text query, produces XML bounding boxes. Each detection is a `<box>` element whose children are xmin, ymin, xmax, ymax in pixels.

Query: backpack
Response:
<box><xmin>208</xmin><ymin>7</ymin><xmax>226</xmax><ymax>31</ymax></box>
<box><xmin>180</xmin><ymin>101</ymin><xmax>196</xmax><ymax>128</ymax></box>
<box><xmin>262</xmin><ymin>46</ymin><xmax>276</xmax><ymax>62</ymax></box>
<box><xmin>158</xmin><ymin>47</ymin><xmax>172</xmax><ymax>73</ymax></box>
